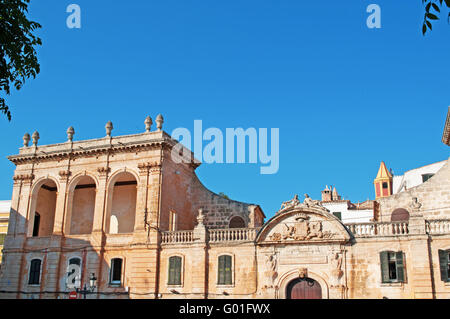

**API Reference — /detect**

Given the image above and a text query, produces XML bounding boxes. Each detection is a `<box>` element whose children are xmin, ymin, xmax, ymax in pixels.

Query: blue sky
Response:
<box><xmin>0</xmin><ymin>1</ymin><xmax>449</xmax><ymax>218</ymax></box>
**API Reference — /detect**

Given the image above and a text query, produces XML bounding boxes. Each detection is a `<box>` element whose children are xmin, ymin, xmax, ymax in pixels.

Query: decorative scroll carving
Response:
<box><xmin>13</xmin><ymin>174</ymin><xmax>34</xmax><ymax>184</ymax></box>
<box><xmin>298</xmin><ymin>268</ymin><xmax>308</xmax><ymax>279</ymax></box>
<box><xmin>409</xmin><ymin>197</ymin><xmax>422</xmax><ymax>212</ymax></box>
<box><xmin>58</xmin><ymin>170</ymin><xmax>72</xmax><ymax>181</ymax></box>
<box><xmin>97</xmin><ymin>167</ymin><xmax>111</xmax><ymax>178</ymax></box>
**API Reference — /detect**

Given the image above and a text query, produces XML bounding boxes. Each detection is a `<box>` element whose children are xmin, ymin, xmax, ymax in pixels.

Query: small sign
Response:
<box><xmin>69</xmin><ymin>291</ymin><xmax>78</xmax><ymax>299</ymax></box>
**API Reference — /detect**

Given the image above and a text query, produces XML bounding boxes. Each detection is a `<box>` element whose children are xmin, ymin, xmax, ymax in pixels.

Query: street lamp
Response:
<box><xmin>76</xmin><ymin>273</ymin><xmax>97</xmax><ymax>299</ymax></box>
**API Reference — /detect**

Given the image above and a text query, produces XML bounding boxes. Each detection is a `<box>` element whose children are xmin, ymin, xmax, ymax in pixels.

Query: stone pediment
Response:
<box><xmin>256</xmin><ymin>205</ymin><xmax>351</xmax><ymax>244</ymax></box>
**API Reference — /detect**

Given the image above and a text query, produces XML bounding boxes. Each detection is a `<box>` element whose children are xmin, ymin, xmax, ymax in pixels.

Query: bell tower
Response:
<box><xmin>374</xmin><ymin>161</ymin><xmax>393</xmax><ymax>199</ymax></box>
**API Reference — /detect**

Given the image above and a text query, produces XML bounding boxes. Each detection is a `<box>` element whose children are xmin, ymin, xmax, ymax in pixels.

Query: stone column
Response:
<box><xmin>190</xmin><ymin>210</ymin><xmax>208</xmax><ymax>298</ymax></box>
<box><xmin>91</xmin><ymin>167</ymin><xmax>110</xmax><ymax>244</ymax></box>
<box><xmin>53</xmin><ymin>170</ymin><xmax>71</xmax><ymax>235</ymax></box>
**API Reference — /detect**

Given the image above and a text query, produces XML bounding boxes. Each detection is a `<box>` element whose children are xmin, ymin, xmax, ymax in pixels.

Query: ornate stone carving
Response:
<box><xmin>264</xmin><ymin>253</ymin><xmax>278</xmax><ymax>288</ymax></box>
<box><xmin>298</xmin><ymin>268</ymin><xmax>308</xmax><ymax>279</ymax></box>
<box><xmin>302</xmin><ymin>194</ymin><xmax>323</xmax><ymax>208</ymax></box>
<box><xmin>331</xmin><ymin>252</ymin><xmax>344</xmax><ymax>281</ymax></box>
<box><xmin>58</xmin><ymin>170</ymin><xmax>72</xmax><ymax>181</ymax></box>
<box><xmin>280</xmin><ymin>194</ymin><xmax>300</xmax><ymax>210</ymax></box>
<box><xmin>269</xmin><ymin>216</ymin><xmax>334</xmax><ymax>242</ymax></box>
<box><xmin>13</xmin><ymin>174</ymin><xmax>35</xmax><ymax>185</ymax></box>
<box><xmin>409</xmin><ymin>197</ymin><xmax>422</xmax><ymax>212</ymax></box>
<box><xmin>97</xmin><ymin>167</ymin><xmax>111</xmax><ymax>178</ymax></box>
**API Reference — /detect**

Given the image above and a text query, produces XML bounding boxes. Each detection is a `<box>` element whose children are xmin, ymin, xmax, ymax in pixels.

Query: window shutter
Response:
<box><xmin>168</xmin><ymin>258</ymin><xmax>174</xmax><ymax>285</ymax></box>
<box><xmin>218</xmin><ymin>256</ymin><xmax>225</xmax><ymax>284</ymax></box>
<box><xmin>396</xmin><ymin>251</ymin><xmax>405</xmax><ymax>282</ymax></box>
<box><xmin>380</xmin><ymin>251</ymin><xmax>390</xmax><ymax>283</ymax></box>
<box><xmin>225</xmin><ymin>256</ymin><xmax>232</xmax><ymax>285</ymax></box>
<box><xmin>174</xmin><ymin>257</ymin><xmax>181</xmax><ymax>285</ymax></box>
<box><xmin>438</xmin><ymin>250</ymin><xmax>449</xmax><ymax>282</ymax></box>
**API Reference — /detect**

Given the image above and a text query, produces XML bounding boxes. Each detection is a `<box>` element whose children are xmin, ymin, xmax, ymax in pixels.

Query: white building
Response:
<box><xmin>319</xmin><ymin>185</ymin><xmax>374</xmax><ymax>224</ymax></box>
<box><xmin>392</xmin><ymin>160</ymin><xmax>447</xmax><ymax>194</ymax></box>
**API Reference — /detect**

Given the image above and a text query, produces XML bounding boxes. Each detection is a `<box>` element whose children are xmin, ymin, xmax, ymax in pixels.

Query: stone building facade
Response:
<box><xmin>0</xmin><ymin>109</ymin><xmax>449</xmax><ymax>299</ymax></box>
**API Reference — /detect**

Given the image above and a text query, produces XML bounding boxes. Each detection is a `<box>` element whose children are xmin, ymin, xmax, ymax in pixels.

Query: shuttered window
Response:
<box><xmin>168</xmin><ymin>256</ymin><xmax>182</xmax><ymax>285</ymax></box>
<box><xmin>380</xmin><ymin>251</ymin><xmax>405</xmax><ymax>283</ymax></box>
<box><xmin>438</xmin><ymin>249</ymin><xmax>450</xmax><ymax>282</ymax></box>
<box><xmin>110</xmin><ymin>258</ymin><xmax>122</xmax><ymax>285</ymax></box>
<box><xmin>218</xmin><ymin>255</ymin><xmax>232</xmax><ymax>285</ymax></box>
<box><xmin>28</xmin><ymin>259</ymin><xmax>41</xmax><ymax>285</ymax></box>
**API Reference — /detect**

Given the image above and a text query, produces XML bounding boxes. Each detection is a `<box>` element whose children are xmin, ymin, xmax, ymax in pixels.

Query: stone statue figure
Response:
<box><xmin>409</xmin><ymin>197</ymin><xmax>422</xmax><ymax>212</ymax></box>
<box><xmin>280</xmin><ymin>194</ymin><xmax>300</xmax><ymax>210</ymax></box>
<box><xmin>265</xmin><ymin>253</ymin><xmax>278</xmax><ymax>286</ymax></box>
<box><xmin>331</xmin><ymin>252</ymin><xmax>344</xmax><ymax>282</ymax></box>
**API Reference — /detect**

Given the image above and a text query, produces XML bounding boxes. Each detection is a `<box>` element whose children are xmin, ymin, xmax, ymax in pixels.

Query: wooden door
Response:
<box><xmin>287</xmin><ymin>278</ymin><xmax>322</xmax><ymax>299</ymax></box>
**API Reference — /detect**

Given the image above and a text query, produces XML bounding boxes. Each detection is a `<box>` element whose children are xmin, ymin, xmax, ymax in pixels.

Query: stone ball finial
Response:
<box><xmin>145</xmin><ymin>116</ymin><xmax>153</xmax><ymax>132</ymax></box>
<box><xmin>156</xmin><ymin>114</ymin><xmax>164</xmax><ymax>131</ymax></box>
<box><xmin>67</xmin><ymin>126</ymin><xmax>75</xmax><ymax>142</ymax></box>
<box><xmin>105</xmin><ymin>121</ymin><xmax>113</xmax><ymax>137</ymax></box>
<box><xmin>32</xmin><ymin>131</ymin><xmax>40</xmax><ymax>146</ymax></box>
<box><xmin>23</xmin><ymin>133</ymin><xmax>31</xmax><ymax>147</ymax></box>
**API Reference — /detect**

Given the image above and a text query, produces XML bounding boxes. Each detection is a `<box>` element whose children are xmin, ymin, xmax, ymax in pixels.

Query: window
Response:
<box><xmin>380</xmin><ymin>251</ymin><xmax>405</xmax><ymax>283</ymax></box>
<box><xmin>28</xmin><ymin>259</ymin><xmax>41</xmax><ymax>285</ymax></box>
<box><xmin>110</xmin><ymin>258</ymin><xmax>123</xmax><ymax>285</ymax></box>
<box><xmin>332</xmin><ymin>212</ymin><xmax>342</xmax><ymax>220</ymax></box>
<box><xmin>168</xmin><ymin>256</ymin><xmax>182</xmax><ymax>285</ymax></box>
<box><xmin>169</xmin><ymin>210</ymin><xmax>177</xmax><ymax>231</ymax></box>
<box><xmin>438</xmin><ymin>249</ymin><xmax>450</xmax><ymax>282</ymax></box>
<box><xmin>382</xmin><ymin>182</ymin><xmax>388</xmax><ymax>189</ymax></box>
<box><xmin>422</xmin><ymin>174</ymin><xmax>434</xmax><ymax>183</ymax></box>
<box><xmin>229</xmin><ymin>216</ymin><xmax>245</xmax><ymax>228</ymax></box>
<box><xmin>218</xmin><ymin>255</ymin><xmax>232</xmax><ymax>285</ymax></box>
<box><xmin>67</xmin><ymin>257</ymin><xmax>81</xmax><ymax>288</ymax></box>
<box><xmin>32</xmin><ymin>212</ymin><xmax>40</xmax><ymax>237</ymax></box>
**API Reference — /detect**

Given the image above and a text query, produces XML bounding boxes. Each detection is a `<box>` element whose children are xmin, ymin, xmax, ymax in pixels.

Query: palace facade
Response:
<box><xmin>0</xmin><ymin>108</ymin><xmax>449</xmax><ymax>299</ymax></box>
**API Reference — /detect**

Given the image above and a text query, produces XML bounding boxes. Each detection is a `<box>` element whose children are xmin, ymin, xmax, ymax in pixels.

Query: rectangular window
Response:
<box><xmin>438</xmin><ymin>249</ymin><xmax>450</xmax><ymax>282</ymax></box>
<box><xmin>382</xmin><ymin>182</ymin><xmax>388</xmax><ymax>189</ymax></box>
<box><xmin>218</xmin><ymin>255</ymin><xmax>232</xmax><ymax>285</ymax></box>
<box><xmin>28</xmin><ymin>259</ymin><xmax>41</xmax><ymax>285</ymax></box>
<box><xmin>380</xmin><ymin>251</ymin><xmax>405</xmax><ymax>283</ymax></box>
<box><xmin>110</xmin><ymin>258</ymin><xmax>122</xmax><ymax>285</ymax></box>
<box><xmin>332</xmin><ymin>212</ymin><xmax>342</xmax><ymax>220</ymax></box>
<box><xmin>168</xmin><ymin>256</ymin><xmax>182</xmax><ymax>285</ymax></box>
<box><xmin>388</xmin><ymin>253</ymin><xmax>397</xmax><ymax>280</ymax></box>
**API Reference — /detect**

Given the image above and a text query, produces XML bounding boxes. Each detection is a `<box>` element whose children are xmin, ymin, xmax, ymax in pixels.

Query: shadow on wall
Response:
<box><xmin>0</xmin><ymin>186</ymin><xmax>132</xmax><ymax>299</ymax></box>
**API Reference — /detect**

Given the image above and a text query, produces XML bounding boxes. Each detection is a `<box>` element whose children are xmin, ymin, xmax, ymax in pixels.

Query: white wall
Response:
<box><xmin>392</xmin><ymin>160</ymin><xmax>446</xmax><ymax>194</ymax></box>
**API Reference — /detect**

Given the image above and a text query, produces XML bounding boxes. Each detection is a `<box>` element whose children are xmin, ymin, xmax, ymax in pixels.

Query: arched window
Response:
<box><xmin>31</xmin><ymin>179</ymin><xmax>57</xmax><ymax>237</ymax></box>
<box><xmin>67</xmin><ymin>176</ymin><xmax>97</xmax><ymax>235</ymax></box>
<box><xmin>218</xmin><ymin>255</ymin><xmax>232</xmax><ymax>285</ymax></box>
<box><xmin>391</xmin><ymin>208</ymin><xmax>410</xmax><ymax>222</ymax></box>
<box><xmin>66</xmin><ymin>257</ymin><xmax>82</xmax><ymax>288</ymax></box>
<box><xmin>168</xmin><ymin>256</ymin><xmax>182</xmax><ymax>285</ymax></box>
<box><xmin>107</xmin><ymin>172</ymin><xmax>137</xmax><ymax>234</ymax></box>
<box><xmin>229</xmin><ymin>216</ymin><xmax>245</xmax><ymax>228</ymax></box>
<box><xmin>28</xmin><ymin>259</ymin><xmax>41</xmax><ymax>285</ymax></box>
<box><xmin>110</xmin><ymin>258</ymin><xmax>123</xmax><ymax>285</ymax></box>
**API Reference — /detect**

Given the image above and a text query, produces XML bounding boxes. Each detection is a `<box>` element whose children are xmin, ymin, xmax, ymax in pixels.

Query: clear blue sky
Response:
<box><xmin>1</xmin><ymin>1</ymin><xmax>449</xmax><ymax>218</ymax></box>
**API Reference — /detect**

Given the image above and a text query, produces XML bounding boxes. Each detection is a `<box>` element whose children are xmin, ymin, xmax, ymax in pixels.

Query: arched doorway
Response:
<box><xmin>286</xmin><ymin>278</ymin><xmax>322</xmax><ymax>299</ymax></box>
